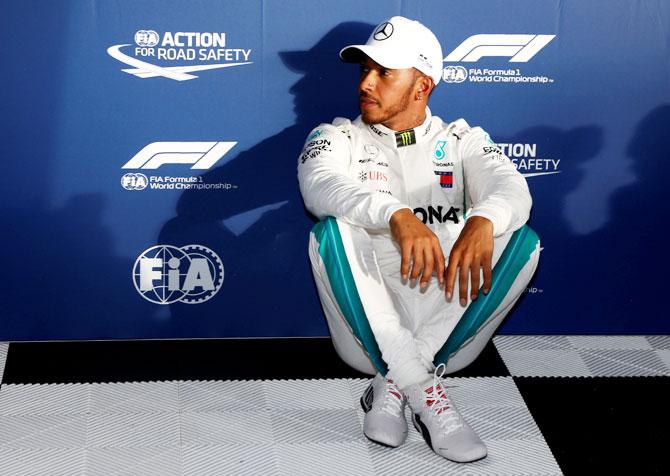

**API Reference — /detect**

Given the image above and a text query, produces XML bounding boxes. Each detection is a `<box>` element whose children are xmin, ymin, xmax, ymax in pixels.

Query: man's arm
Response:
<box><xmin>299</xmin><ymin>123</ymin><xmax>445</xmax><ymax>288</ymax></box>
<box><xmin>297</xmin><ymin>122</ymin><xmax>410</xmax><ymax>230</ymax></box>
<box><xmin>460</xmin><ymin>128</ymin><xmax>532</xmax><ymax>236</ymax></box>
<box><xmin>445</xmin><ymin>127</ymin><xmax>532</xmax><ymax>305</ymax></box>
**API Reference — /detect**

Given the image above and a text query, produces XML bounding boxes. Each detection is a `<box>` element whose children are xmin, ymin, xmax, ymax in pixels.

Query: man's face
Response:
<box><xmin>358</xmin><ymin>56</ymin><xmax>418</xmax><ymax>126</ymax></box>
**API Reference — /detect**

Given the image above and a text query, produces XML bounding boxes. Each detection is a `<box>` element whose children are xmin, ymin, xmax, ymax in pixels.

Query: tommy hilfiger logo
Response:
<box><xmin>435</xmin><ymin>170</ymin><xmax>453</xmax><ymax>188</ymax></box>
<box><xmin>395</xmin><ymin>129</ymin><xmax>416</xmax><ymax>147</ymax></box>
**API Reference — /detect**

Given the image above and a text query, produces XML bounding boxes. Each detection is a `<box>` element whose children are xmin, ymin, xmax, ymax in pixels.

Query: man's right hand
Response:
<box><xmin>389</xmin><ymin>208</ymin><xmax>445</xmax><ymax>289</ymax></box>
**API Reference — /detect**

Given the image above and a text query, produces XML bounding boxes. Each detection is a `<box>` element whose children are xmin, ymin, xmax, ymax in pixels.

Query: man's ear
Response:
<box><xmin>415</xmin><ymin>75</ymin><xmax>434</xmax><ymax>100</ymax></box>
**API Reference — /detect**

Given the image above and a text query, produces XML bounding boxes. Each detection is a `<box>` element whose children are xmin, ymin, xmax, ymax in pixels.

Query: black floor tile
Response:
<box><xmin>514</xmin><ymin>376</ymin><xmax>670</xmax><ymax>475</ymax></box>
<box><xmin>447</xmin><ymin>339</ymin><xmax>511</xmax><ymax>378</ymax></box>
<box><xmin>2</xmin><ymin>338</ymin><xmax>507</xmax><ymax>384</ymax></box>
<box><xmin>2</xmin><ymin>338</ymin><xmax>365</xmax><ymax>384</ymax></box>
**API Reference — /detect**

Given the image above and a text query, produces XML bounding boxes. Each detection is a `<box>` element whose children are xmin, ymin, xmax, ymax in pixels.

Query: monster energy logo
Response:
<box><xmin>395</xmin><ymin>129</ymin><xmax>416</xmax><ymax>147</ymax></box>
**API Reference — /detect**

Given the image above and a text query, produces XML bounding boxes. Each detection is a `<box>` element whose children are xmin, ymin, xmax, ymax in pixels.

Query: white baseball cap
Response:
<box><xmin>340</xmin><ymin>16</ymin><xmax>444</xmax><ymax>86</ymax></box>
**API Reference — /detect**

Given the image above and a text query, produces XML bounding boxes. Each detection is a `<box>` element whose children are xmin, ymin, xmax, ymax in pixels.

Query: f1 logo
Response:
<box><xmin>445</xmin><ymin>34</ymin><xmax>555</xmax><ymax>62</ymax></box>
<box><xmin>122</xmin><ymin>141</ymin><xmax>237</xmax><ymax>169</ymax></box>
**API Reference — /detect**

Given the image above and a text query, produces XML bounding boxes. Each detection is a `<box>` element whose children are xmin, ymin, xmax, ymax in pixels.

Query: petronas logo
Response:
<box><xmin>395</xmin><ymin>129</ymin><xmax>416</xmax><ymax>147</ymax></box>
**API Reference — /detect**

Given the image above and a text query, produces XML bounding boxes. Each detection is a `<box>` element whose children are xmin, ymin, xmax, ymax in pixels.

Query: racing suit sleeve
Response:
<box><xmin>298</xmin><ymin>123</ymin><xmax>410</xmax><ymax>230</ymax></box>
<box><xmin>461</xmin><ymin>127</ymin><xmax>532</xmax><ymax>237</ymax></box>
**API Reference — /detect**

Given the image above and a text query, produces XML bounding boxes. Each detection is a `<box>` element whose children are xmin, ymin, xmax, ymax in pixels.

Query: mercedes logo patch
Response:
<box><xmin>374</xmin><ymin>22</ymin><xmax>394</xmax><ymax>41</ymax></box>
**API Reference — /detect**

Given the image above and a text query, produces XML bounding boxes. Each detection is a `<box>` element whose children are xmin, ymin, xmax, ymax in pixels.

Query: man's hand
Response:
<box><xmin>389</xmin><ymin>208</ymin><xmax>445</xmax><ymax>289</ymax></box>
<box><xmin>445</xmin><ymin>216</ymin><xmax>494</xmax><ymax>306</ymax></box>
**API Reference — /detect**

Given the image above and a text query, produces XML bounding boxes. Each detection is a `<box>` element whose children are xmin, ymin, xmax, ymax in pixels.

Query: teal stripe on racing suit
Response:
<box><xmin>314</xmin><ymin>217</ymin><xmax>539</xmax><ymax>374</ymax></box>
<box><xmin>432</xmin><ymin>225</ymin><xmax>540</xmax><ymax>365</ymax></box>
<box><xmin>313</xmin><ymin>218</ymin><xmax>388</xmax><ymax>374</ymax></box>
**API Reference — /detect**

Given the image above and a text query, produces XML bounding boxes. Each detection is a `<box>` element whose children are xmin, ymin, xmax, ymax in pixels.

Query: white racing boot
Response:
<box><xmin>360</xmin><ymin>373</ymin><xmax>408</xmax><ymax>447</ymax></box>
<box><xmin>403</xmin><ymin>364</ymin><xmax>487</xmax><ymax>463</ymax></box>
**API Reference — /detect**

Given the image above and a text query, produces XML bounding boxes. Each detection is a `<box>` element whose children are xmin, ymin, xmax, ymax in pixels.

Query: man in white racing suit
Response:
<box><xmin>298</xmin><ymin>16</ymin><xmax>540</xmax><ymax>463</ymax></box>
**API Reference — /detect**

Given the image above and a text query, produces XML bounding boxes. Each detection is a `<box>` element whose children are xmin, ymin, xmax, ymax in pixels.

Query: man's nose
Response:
<box><xmin>359</xmin><ymin>70</ymin><xmax>376</xmax><ymax>92</ymax></box>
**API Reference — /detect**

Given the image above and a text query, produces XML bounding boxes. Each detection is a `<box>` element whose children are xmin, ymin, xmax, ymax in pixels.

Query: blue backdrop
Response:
<box><xmin>1</xmin><ymin>0</ymin><xmax>669</xmax><ymax>340</ymax></box>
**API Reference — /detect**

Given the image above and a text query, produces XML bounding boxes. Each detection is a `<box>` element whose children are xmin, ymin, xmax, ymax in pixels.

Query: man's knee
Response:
<box><xmin>434</xmin><ymin>225</ymin><xmax>541</xmax><ymax>372</ymax></box>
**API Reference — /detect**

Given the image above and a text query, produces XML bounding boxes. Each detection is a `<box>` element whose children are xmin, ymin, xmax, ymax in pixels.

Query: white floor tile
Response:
<box><xmin>180</xmin><ymin>380</ymin><xmax>266</xmax><ymax>412</ymax></box>
<box><xmin>89</xmin><ymin>381</ymin><xmax>179</xmax><ymax>414</ymax></box>
<box><xmin>269</xmin><ymin>408</ymin><xmax>361</xmax><ymax>444</ymax></box>
<box><xmin>0</xmin><ymin>375</ymin><xmax>564</xmax><ymax>474</ymax></box>
<box><xmin>0</xmin><ymin>383</ymin><xmax>89</xmax><ymax>416</ymax></box>
<box><xmin>647</xmin><ymin>336</ymin><xmax>670</xmax><ymax>350</ymax></box>
<box><xmin>87</xmin><ymin>412</ymin><xmax>179</xmax><ymax>448</ymax></box>
<box><xmin>462</xmin><ymin>405</ymin><xmax>543</xmax><ymax>440</ymax></box>
<box><xmin>443</xmin><ymin>376</ymin><xmax>528</xmax><ymax>408</ymax></box>
<box><xmin>85</xmin><ymin>447</ymin><xmax>181</xmax><ymax>476</ymax></box>
<box><xmin>578</xmin><ymin>349</ymin><xmax>670</xmax><ymax>376</ymax></box>
<box><xmin>181</xmin><ymin>410</ymin><xmax>275</xmax><ymax>445</ymax></box>
<box><xmin>567</xmin><ymin>335</ymin><xmax>652</xmax><ymax>350</ymax></box>
<box><xmin>0</xmin><ymin>447</ymin><xmax>85</xmax><ymax>476</ymax></box>
<box><xmin>182</xmin><ymin>444</ymin><xmax>278</xmax><ymax>476</ymax></box>
<box><xmin>494</xmin><ymin>335</ymin><xmax>572</xmax><ymax>351</ymax></box>
<box><xmin>497</xmin><ymin>348</ymin><xmax>593</xmax><ymax>377</ymax></box>
<box><xmin>265</xmin><ymin>378</ymin><xmax>355</xmax><ymax>410</ymax></box>
<box><xmin>496</xmin><ymin>335</ymin><xmax>670</xmax><ymax>377</ymax></box>
<box><xmin>0</xmin><ymin>413</ymin><xmax>88</xmax><ymax>449</ymax></box>
<box><xmin>275</xmin><ymin>441</ymin><xmax>374</xmax><ymax>476</ymax></box>
<box><xmin>656</xmin><ymin>349</ymin><xmax>670</xmax><ymax>370</ymax></box>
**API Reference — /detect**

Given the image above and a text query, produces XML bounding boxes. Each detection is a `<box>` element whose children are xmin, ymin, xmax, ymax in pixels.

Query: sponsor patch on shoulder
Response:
<box><xmin>300</xmin><ymin>138</ymin><xmax>332</xmax><ymax>164</ymax></box>
<box><xmin>482</xmin><ymin>144</ymin><xmax>509</xmax><ymax>163</ymax></box>
<box><xmin>307</xmin><ymin>129</ymin><xmax>322</xmax><ymax>141</ymax></box>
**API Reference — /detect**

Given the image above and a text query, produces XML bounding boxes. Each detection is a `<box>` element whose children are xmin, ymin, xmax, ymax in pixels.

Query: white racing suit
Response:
<box><xmin>298</xmin><ymin>108</ymin><xmax>540</xmax><ymax>388</ymax></box>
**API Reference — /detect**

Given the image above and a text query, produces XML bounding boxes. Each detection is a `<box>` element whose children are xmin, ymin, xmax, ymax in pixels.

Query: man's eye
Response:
<box><xmin>381</xmin><ymin>69</ymin><xmax>390</xmax><ymax>76</ymax></box>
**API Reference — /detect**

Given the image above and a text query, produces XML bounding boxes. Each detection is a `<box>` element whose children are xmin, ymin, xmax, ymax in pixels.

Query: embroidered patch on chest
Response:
<box><xmin>435</xmin><ymin>170</ymin><xmax>453</xmax><ymax>188</ymax></box>
<box><xmin>395</xmin><ymin>129</ymin><xmax>416</xmax><ymax>147</ymax></box>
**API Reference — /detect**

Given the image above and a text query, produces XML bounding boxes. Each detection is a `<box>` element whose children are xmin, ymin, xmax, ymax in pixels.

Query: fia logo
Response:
<box><xmin>132</xmin><ymin>245</ymin><xmax>224</xmax><ymax>304</ymax></box>
<box><xmin>442</xmin><ymin>66</ymin><xmax>467</xmax><ymax>83</ymax></box>
<box><xmin>121</xmin><ymin>173</ymin><xmax>148</xmax><ymax>190</ymax></box>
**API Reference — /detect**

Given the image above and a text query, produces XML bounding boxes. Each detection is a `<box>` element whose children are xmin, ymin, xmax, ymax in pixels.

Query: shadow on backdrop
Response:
<box><xmin>496</xmin><ymin>125</ymin><xmax>604</xmax><ymax>334</ymax></box>
<box><xmin>158</xmin><ymin>22</ymin><xmax>374</xmax><ymax>337</ymax></box>
<box><xmin>570</xmin><ymin>105</ymin><xmax>670</xmax><ymax>332</ymax></box>
<box><xmin>501</xmin><ymin>107</ymin><xmax>670</xmax><ymax>333</ymax></box>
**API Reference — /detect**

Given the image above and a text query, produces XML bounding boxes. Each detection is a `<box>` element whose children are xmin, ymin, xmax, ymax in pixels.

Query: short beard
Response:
<box><xmin>360</xmin><ymin>86</ymin><xmax>413</xmax><ymax>126</ymax></box>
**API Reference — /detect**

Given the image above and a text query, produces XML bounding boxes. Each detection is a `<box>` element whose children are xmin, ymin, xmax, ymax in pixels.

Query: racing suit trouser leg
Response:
<box><xmin>308</xmin><ymin>217</ymin><xmax>540</xmax><ymax>384</ymax></box>
<box><xmin>413</xmin><ymin>225</ymin><xmax>541</xmax><ymax>373</ymax></box>
<box><xmin>309</xmin><ymin>218</ymin><xmax>432</xmax><ymax>388</ymax></box>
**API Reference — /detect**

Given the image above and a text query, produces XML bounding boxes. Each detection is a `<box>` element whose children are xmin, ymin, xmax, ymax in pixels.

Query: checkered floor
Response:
<box><xmin>0</xmin><ymin>336</ymin><xmax>668</xmax><ymax>475</ymax></box>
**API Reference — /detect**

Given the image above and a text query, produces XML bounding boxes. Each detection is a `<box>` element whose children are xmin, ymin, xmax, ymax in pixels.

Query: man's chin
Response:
<box><xmin>360</xmin><ymin>110</ymin><xmax>381</xmax><ymax>125</ymax></box>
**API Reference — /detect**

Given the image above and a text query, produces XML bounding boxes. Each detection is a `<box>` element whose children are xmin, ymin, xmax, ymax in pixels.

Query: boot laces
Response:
<box><xmin>425</xmin><ymin>363</ymin><xmax>463</xmax><ymax>434</ymax></box>
<box><xmin>380</xmin><ymin>378</ymin><xmax>404</xmax><ymax>416</ymax></box>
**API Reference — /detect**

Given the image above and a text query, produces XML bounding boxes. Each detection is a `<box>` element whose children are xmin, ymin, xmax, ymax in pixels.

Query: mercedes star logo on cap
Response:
<box><xmin>373</xmin><ymin>22</ymin><xmax>394</xmax><ymax>41</ymax></box>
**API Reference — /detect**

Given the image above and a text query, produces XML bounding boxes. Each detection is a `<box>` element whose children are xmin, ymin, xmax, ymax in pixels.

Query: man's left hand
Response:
<box><xmin>444</xmin><ymin>216</ymin><xmax>494</xmax><ymax>306</ymax></box>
